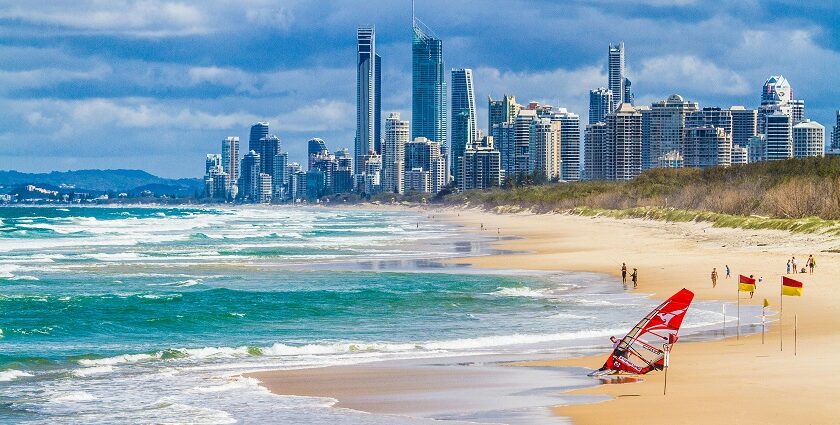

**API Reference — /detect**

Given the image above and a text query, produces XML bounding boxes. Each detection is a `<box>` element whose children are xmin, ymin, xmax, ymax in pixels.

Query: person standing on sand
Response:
<box><xmin>808</xmin><ymin>255</ymin><xmax>815</xmax><ymax>274</ymax></box>
<box><xmin>749</xmin><ymin>274</ymin><xmax>756</xmax><ymax>299</ymax></box>
<box><xmin>631</xmin><ymin>268</ymin><xmax>638</xmax><ymax>288</ymax></box>
<box><xmin>792</xmin><ymin>256</ymin><xmax>798</xmax><ymax>274</ymax></box>
<box><xmin>711</xmin><ymin>268</ymin><xmax>718</xmax><ymax>288</ymax></box>
<box><xmin>787</xmin><ymin>259</ymin><xmax>791</xmax><ymax>274</ymax></box>
<box><xmin>725</xmin><ymin>265</ymin><xmax>731</xmax><ymax>279</ymax></box>
<box><xmin>621</xmin><ymin>263</ymin><xmax>627</xmax><ymax>284</ymax></box>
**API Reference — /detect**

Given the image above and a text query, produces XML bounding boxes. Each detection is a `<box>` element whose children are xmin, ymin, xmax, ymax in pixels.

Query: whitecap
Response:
<box><xmin>72</xmin><ymin>365</ymin><xmax>115</xmax><ymax>377</ymax></box>
<box><xmin>50</xmin><ymin>391</ymin><xmax>96</xmax><ymax>402</ymax></box>
<box><xmin>0</xmin><ymin>369</ymin><xmax>32</xmax><ymax>381</ymax></box>
<box><xmin>488</xmin><ymin>286</ymin><xmax>552</xmax><ymax>298</ymax></box>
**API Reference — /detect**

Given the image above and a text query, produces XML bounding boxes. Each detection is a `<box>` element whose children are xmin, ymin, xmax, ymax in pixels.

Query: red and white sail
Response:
<box><xmin>600</xmin><ymin>288</ymin><xmax>695</xmax><ymax>375</ymax></box>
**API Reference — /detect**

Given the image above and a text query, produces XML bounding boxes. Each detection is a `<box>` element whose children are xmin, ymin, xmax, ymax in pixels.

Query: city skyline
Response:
<box><xmin>1</xmin><ymin>0</ymin><xmax>839</xmax><ymax>178</ymax></box>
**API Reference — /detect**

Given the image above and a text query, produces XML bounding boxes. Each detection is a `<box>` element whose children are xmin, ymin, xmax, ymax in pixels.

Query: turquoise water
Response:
<box><xmin>0</xmin><ymin>207</ymin><xmax>726</xmax><ymax>424</ymax></box>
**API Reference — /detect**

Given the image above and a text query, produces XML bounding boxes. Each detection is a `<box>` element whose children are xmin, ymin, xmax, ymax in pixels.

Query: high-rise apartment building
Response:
<box><xmin>272</xmin><ymin>152</ymin><xmax>289</xmax><ymax>200</ymax></box>
<box><xmin>607</xmin><ymin>103</ymin><xmax>642</xmax><ymax>180</ymax></box>
<box><xmin>589</xmin><ymin>87</ymin><xmax>612</xmax><ymax>125</ymax></box>
<box><xmin>731</xmin><ymin>144</ymin><xmax>748</xmax><ymax>165</ymax></box>
<box><xmin>529</xmin><ymin>118</ymin><xmax>561</xmax><ymax>181</ymax></box>
<box><xmin>686</xmin><ymin>107</ymin><xmax>733</xmax><ymax>137</ymax></box>
<box><xmin>383</xmin><ymin>112</ymin><xmax>409</xmax><ymax>194</ymax></box>
<box><xmin>492</xmin><ymin>121</ymin><xmax>515</xmax><ymax>180</ymax></box>
<box><xmin>205</xmin><ymin>154</ymin><xmax>222</xmax><ymax>176</ymax></box>
<box><xmin>513</xmin><ymin>109</ymin><xmax>537</xmax><ymax>178</ymax></box>
<box><xmin>221</xmin><ymin>137</ymin><xmax>239</xmax><ymax>198</ymax></box>
<box><xmin>333</xmin><ymin>149</ymin><xmax>355</xmax><ymax>194</ymax></box>
<box><xmin>356</xmin><ymin>26</ymin><xmax>382</xmax><ymax>173</ymax></box>
<box><xmin>488</xmin><ymin>94</ymin><xmax>519</xmax><ymax>131</ymax></box>
<box><xmin>404</xmin><ymin>137</ymin><xmax>446</xmax><ymax>194</ymax></box>
<box><xmin>584</xmin><ymin>122</ymin><xmax>608</xmax><ymax>180</ymax></box>
<box><xmin>683</xmin><ymin>126</ymin><xmax>732</xmax><ymax>168</ymax></box>
<box><xmin>460</xmin><ymin>136</ymin><xmax>501</xmax><ymax>191</ymax></box>
<box><xmin>758</xmin><ymin>75</ymin><xmax>793</xmax><ymax>134</ymax></box>
<box><xmin>412</xmin><ymin>17</ymin><xmax>446</xmax><ymax>156</ymax></box>
<box><xmin>239</xmin><ymin>150</ymin><xmax>261</xmax><ymax>201</ymax></box>
<box><xmin>644</xmin><ymin>94</ymin><xmax>698</xmax><ymax>170</ymax></box>
<box><xmin>257</xmin><ymin>173</ymin><xmax>272</xmax><ymax>204</ymax></box>
<box><xmin>450</xmin><ymin>68</ymin><xmax>478</xmax><ymax>179</ymax></box>
<box><xmin>765</xmin><ymin>112</ymin><xmax>793</xmax><ymax>161</ymax></box>
<box><xmin>258</xmin><ymin>135</ymin><xmax>282</xmax><ymax>179</ymax></box>
<box><xmin>789</xmin><ymin>99</ymin><xmax>805</xmax><ymax>125</ymax></box>
<box><xmin>792</xmin><ymin>120</ymin><xmax>825</xmax><ymax>158</ymax></box>
<box><xmin>748</xmin><ymin>135</ymin><xmax>766</xmax><ymax>163</ymax></box>
<box><xmin>360</xmin><ymin>153</ymin><xmax>383</xmax><ymax>195</ymax></box>
<box><xmin>552</xmin><ymin>109</ymin><xmax>581</xmax><ymax>181</ymax></box>
<box><xmin>833</xmin><ymin>110</ymin><xmax>840</xmax><ymax>152</ymax></box>
<box><xmin>308</xmin><ymin>138</ymin><xmax>328</xmax><ymax>169</ymax></box>
<box><xmin>608</xmin><ymin>43</ymin><xmax>625</xmax><ymax>111</ymax></box>
<box><xmin>729</xmin><ymin>106</ymin><xmax>757</xmax><ymax>148</ymax></box>
<box><xmin>623</xmin><ymin>78</ymin><xmax>633</xmax><ymax>106</ymax></box>
<box><xmin>248</xmin><ymin>122</ymin><xmax>269</xmax><ymax>153</ymax></box>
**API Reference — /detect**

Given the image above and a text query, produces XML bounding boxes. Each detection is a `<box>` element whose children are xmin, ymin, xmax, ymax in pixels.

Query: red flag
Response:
<box><xmin>739</xmin><ymin>275</ymin><xmax>756</xmax><ymax>285</ymax></box>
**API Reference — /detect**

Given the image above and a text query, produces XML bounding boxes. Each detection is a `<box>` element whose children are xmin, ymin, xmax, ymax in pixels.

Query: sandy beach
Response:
<box><xmin>253</xmin><ymin>207</ymin><xmax>840</xmax><ymax>424</ymax></box>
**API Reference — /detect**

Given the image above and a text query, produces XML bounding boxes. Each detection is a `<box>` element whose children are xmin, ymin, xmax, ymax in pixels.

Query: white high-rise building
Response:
<box><xmin>731</xmin><ymin>144</ymin><xmax>748</xmax><ymax>165</ymax></box>
<box><xmin>607</xmin><ymin>103</ymin><xmax>642</xmax><ymax>180</ymax></box>
<box><xmin>765</xmin><ymin>112</ymin><xmax>793</xmax><ymax>161</ymax></box>
<box><xmin>792</xmin><ymin>120</ymin><xmax>825</xmax><ymax>158</ymax></box>
<box><xmin>383</xmin><ymin>112</ymin><xmax>409</xmax><ymax>194</ymax></box>
<box><xmin>221</xmin><ymin>136</ymin><xmax>239</xmax><ymax>198</ymax></box>
<box><xmin>552</xmin><ymin>109</ymin><xmax>581</xmax><ymax>181</ymax></box>
<box><xmin>608</xmin><ymin>43</ymin><xmax>625</xmax><ymax>111</ymax></box>
<box><xmin>529</xmin><ymin>118</ymin><xmax>561</xmax><ymax>181</ymax></box>
<box><xmin>513</xmin><ymin>109</ymin><xmax>537</xmax><ymax>178</ymax></box>
<box><xmin>404</xmin><ymin>137</ymin><xmax>446</xmax><ymax>194</ymax></box>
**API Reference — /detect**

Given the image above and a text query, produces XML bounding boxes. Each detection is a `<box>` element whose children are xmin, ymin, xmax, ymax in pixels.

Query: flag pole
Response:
<box><xmin>737</xmin><ymin>284</ymin><xmax>740</xmax><ymax>340</ymax></box>
<box><xmin>663</xmin><ymin>343</ymin><xmax>670</xmax><ymax>395</ymax></box>
<box><xmin>762</xmin><ymin>306</ymin><xmax>765</xmax><ymax>344</ymax></box>
<box><xmin>780</xmin><ymin>277</ymin><xmax>784</xmax><ymax>352</ymax></box>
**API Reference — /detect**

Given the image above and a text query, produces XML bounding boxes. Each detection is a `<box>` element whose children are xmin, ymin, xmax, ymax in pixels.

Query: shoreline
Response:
<box><xmin>248</xmin><ymin>206</ymin><xmax>840</xmax><ymax>423</ymax></box>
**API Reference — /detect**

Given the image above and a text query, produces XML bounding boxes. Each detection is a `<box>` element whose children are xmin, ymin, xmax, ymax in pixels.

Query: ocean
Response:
<box><xmin>0</xmin><ymin>206</ymin><xmax>733</xmax><ymax>424</ymax></box>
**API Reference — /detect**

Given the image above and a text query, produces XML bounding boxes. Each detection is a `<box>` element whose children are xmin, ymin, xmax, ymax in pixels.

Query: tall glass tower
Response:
<box><xmin>356</xmin><ymin>26</ymin><xmax>382</xmax><ymax>175</ymax></box>
<box><xmin>412</xmin><ymin>15</ymin><xmax>447</xmax><ymax>176</ymax></box>
<box><xmin>450</xmin><ymin>68</ymin><xmax>477</xmax><ymax>178</ymax></box>
<box><xmin>248</xmin><ymin>122</ymin><xmax>269</xmax><ymax>153</ymax></box>
<box><xmin>608</xmin><ymin>43</ymin><xmax>625</xmax><ymax>111</ymax></box>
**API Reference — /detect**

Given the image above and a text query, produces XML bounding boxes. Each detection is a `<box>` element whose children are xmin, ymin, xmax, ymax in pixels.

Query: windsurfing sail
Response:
<box><xmin>596</xmin><ymin>288</ymin><xmax>694</xmax><ymax>375</ymax></box>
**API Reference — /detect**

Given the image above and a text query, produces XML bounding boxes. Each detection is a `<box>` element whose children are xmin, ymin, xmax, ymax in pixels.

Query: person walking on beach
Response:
<box><xmin>787</xmin><ymin>259</ymin><xmax>791</xmax><ymax>274</ymax></box>
<box><xmin>807</xmin><ymin>255</ymin><xmax>815</xmax><ymax>274</ymax></box>
<box><xmin>792</xmin><ymin>256</ymin><xmax>798</xmax><ymax>274</ymax></box>
<box><xmin>749</xmin><ymin>274</ymin><xmax>756</xmax><ymax>299</ymax></box>
<box><xmin>725</xmin><ymin>265</ymin><xmax>731</xmax><ymax>279</ymax></box>
<box><xmin>711</xmin><ymin>268</ymin><xmax>718</xmax><ymax>288</ymax></box>
<box><xmin>631</xmin><ymin>268</ymin><xmax>638</xmax><ymax>288</ymax></box>
<box><xmin>621</xmin><ymin>263</ymin><xmax>628</xmax><ymax>284</ymax></box>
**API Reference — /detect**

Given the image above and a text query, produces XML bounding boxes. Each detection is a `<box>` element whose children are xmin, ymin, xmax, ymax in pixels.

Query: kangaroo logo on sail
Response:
<box><xmin>656</xmin><ymin>307</ymin><xmax>687</xmax><ymax>327</ymax></box>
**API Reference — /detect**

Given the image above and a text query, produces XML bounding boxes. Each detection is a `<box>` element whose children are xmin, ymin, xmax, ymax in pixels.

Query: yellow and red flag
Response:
<box><xmin>738</xmin><ymin>275</ymin><xmax>756</xmax><ymax>292</ymax></box>
<box><xmin>782</xmin><ymin>276</ymin><xmax>803</xmax><ymax>297</ymax></box>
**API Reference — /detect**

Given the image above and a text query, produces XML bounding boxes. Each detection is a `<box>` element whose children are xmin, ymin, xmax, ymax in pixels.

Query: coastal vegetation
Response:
<box><xmin>442</xmin><ymin>156</ymin><xmax>840</xmax><ymax>231</ymax></box>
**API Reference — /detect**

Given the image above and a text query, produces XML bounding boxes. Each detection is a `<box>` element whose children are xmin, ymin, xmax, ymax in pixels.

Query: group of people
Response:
<box><xmin>787</xmin><ymin>255</ymin><xmax>816</xmax><ymax>274</ymax></box>
<box><xmin>710</xmin><ymin>265</ymin><xmax>732</xmax><ymax>288</ymax></box>
<box><xmin>620</xmin><ymin>263</ymin><xmax>638</xmax><ymax>288</ymax></box>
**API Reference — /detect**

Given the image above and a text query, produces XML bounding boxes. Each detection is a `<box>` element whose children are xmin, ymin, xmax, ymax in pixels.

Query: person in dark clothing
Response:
<box><xmin>631</xmin><ymin>268</ymin><xmax>638</xmax><ymax>288</ymax></box>
<box><xmin>621</xmin><ymin>263</ymin><xmax>627</xmax><ymax>284</ymax></box>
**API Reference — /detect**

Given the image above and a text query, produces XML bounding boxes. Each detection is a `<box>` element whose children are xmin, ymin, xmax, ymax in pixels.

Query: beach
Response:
<box><xmin>256</xmin><ymin>207</ymin><xmax>840</xmax><ymax>424</ymax></box>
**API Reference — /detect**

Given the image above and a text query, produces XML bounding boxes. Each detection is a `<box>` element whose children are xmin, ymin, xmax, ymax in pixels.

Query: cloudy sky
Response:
<box><xmin>1</xmin><ymin>0</ymin><xmax>838</xmax><ymax>178</ymax></box>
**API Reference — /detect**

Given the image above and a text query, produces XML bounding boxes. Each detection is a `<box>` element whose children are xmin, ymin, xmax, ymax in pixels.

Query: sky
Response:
<box><xmin>1</xmin><ymin>0</ymin><xmax>838</xmax><ymax>178</ymax></box>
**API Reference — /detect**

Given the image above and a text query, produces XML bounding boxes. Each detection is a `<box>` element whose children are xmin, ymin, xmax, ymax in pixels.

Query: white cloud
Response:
<box><xmin>634</xmin><ymin>55</ymin><xmax>750</xmax><ymax>96</ymax></box>
<box><xmin>0</xmin><ymin>65</ymin><xmax>112</xmax><ymax>92</ymax></box>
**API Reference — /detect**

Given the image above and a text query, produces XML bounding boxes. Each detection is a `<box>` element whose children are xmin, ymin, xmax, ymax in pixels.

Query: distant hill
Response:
<box><xmin>0</xmin><ymin>169</ymin><xmax>203</xmax><ymax>194</ymax></box>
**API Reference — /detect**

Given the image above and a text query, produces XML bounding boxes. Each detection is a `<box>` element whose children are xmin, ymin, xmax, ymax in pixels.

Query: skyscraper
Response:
<box><xmin>258</xmin><ymin>135</ymin><xmax>282</xmax><ymax>177</ymax></box>
<box><xmin>686</xmin><ymin>107</ymin><xmax>733</xmax><ymax>137</ymax></box>
<box><xmin>608</xmin><ymin>43</ymin><xmax>625</xmax><ymax>111</ymax></box>
<box><xmin>450</xmin><ymin>68</ymin><xmax>478</xmax><ymax>178</ymax></box>
<box><xmin>239</xmin><ymin>150</ymin><xmax>261</xmax><ymax>201</ymax></box>
<box><xmin>460</xmin><ymin>136</ymin><xmax>501</xmax><ymax>191</ymax></box>
<box><xmin>765</xmin><ymin>112</ymin><xmax>793</xmax><ymax>161</ymax></box>
<box><xmin>221</xmin><ymin>137</ymin><xmax>239</xmax><ymax>198</ymax></box>
<box><xmin>488</xmin><ymin>94</ymin><xmax>519</xmax><ymax>131</ymax></box>
<box><xmin>356</xmin><ymin>26</ymin><xmax>382</xmax><ymax>174</ymax></box>
<box><xmin>758</xmin><ymin>75</ymin><xmax>792</xmax><ymax>134</ymax></box>
<box><xmin>405</xmin><ymin>137</ymin><xmax>446</xmax><ymax>194</ymax></box>
<box><xmin>412</xmin><ymin>15</ymin><xmax>447</xmax><ymax>168</ymax></box>
<box><xmin>729</xmin><ymin>106</ymin><xmax>758</xmax><ymax>148</ymax></box>
<box><xmin>833</xmin><ymin>110</ymin><xmax>840</xmax><ymax>152</ymax></box>
<box><xmin>584</xmin><ymin>122</ymin><xmax>608</xmax><ymax>180</ymax></box>
<box><xmin>383</xmin><ymin>112</ymin><xmax>409</xmax><ymax>194</ymax></box>
<box><xmin>248</xmin><ymin>122</ymin><xmax>269</xmax><ymax>153</ymax></box>
<box><xmin>552</xmin><ymin>109</ymin><xmax>581</xmax><ymax>181</ymax></box>
<box><xmin>589</xmin><ymin>88</ymin><xmax>612</xmax><ymax>125</ymax></box>
<box><xmin>792</xmin><ymin>120</ymin><xmax>825</xmax><ymax>158</ymax></box>
<box><xmin>513</xmin><ymin>109</ymin><xmax>538</xmax><ymax>178</ymax></box>
<box><xmin>492</xmin><ymin>121</ymin><xmax>515</xmax><ymax>180</ymax></box>
<box><xmin>623</xmin><ymin>78</ymin><xmax>634</xmax><ymax>106</ymax></box>
<box><xmin>607</xmin><ymin>103</ymin><xmax>642</xmax><ymax>180</ymax></box>
<box><xmin>529</xmin><ymin>118</ymin><xmax>561</xmax><ymax>181</ymax></box>
<box><xmin>308</xmin><ymin>138</ymin><xmax>328</xmax><ymax>169</ymax></box>
<box><xmin>205</xmin><ymin>154</ymin><xmax>222</xmax><ymax>176</ymax></box>
<box><xmin>683</xmin><ymin>126</ymin><xmax>732</xmax><ymax>168</ymax></box>
<box><xmin>789</xmin><ymin>99</ymin><xmax>805</xmax><ymax>125</ymax></box>
<box><xmin>644</xmin><ymin>94</ymin><xmax>698</xmax><ymax>170</ymax></box>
